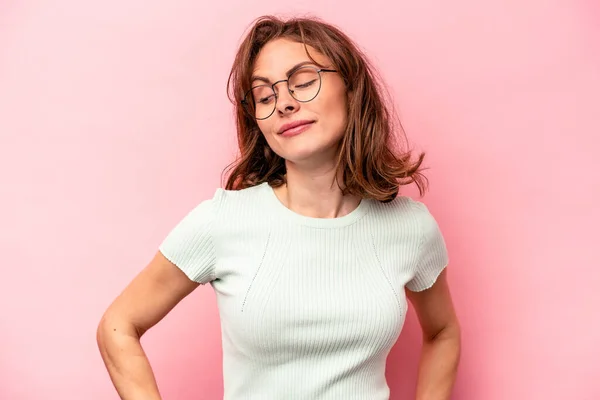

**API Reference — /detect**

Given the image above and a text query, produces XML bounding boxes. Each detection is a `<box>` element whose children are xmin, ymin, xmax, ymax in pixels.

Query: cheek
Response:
<box><xmin>256</xmin><ymin>122</ymin><xmax>281</xmax><ymax>152</ymax></box>
<box><xmin>257</xmin><ymin>120</ymin><xmax>275</xmax><ymax>139</ymax></box>
<box><xmin>320</xmin><ymin>97</ymin><xmax>348</xmax><ymax>136</ymax></box>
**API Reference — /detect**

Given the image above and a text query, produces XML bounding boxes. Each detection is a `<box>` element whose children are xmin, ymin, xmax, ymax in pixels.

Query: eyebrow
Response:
<box><xmin>250</xmin><ymin>61</ymin><xmax>316</xmax><ymax>84</ymax></box>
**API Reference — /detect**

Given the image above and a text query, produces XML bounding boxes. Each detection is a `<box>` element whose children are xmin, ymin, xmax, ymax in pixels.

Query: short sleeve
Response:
<box><xmin>405</xmin><ymin>201</ymin><xmax>449</xmax><ymax>292</ymax></box>
<box><xmin>158</xmin><ymin>189</ymin><xmax>222</xmax><ymax>284</ymax></box>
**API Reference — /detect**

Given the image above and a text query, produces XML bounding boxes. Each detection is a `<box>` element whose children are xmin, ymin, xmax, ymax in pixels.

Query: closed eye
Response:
<box><xmin>294</xmin><ymin>79</ymin><xmax>318</xmax><ymax>89</ymax></box>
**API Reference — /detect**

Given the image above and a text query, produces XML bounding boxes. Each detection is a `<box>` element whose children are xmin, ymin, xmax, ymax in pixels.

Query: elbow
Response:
<box><xmin>425</xmin><ymin>320</ymin><xmax>461</xmax><ymax>344</ymax></box>
<box><xmin>96</xmin><ymin>313</ymin><xmax>112</xmax><ymax>350</ymax></box>
<box><xmin>443</xmin><ymin>321</ymin><xmax>461</xmax><ymax>344</ymax></box>
<box><xmin>96</xmin><ymin>309</ymin><xmax>146</xmax><ymax>346</ymax></box>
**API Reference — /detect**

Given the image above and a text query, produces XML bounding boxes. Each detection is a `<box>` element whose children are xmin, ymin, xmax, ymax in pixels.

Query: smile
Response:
<box><xmin>278</xmin><ymin>120</ymin><xmax>315</xmax><ymax>137</ymax></box>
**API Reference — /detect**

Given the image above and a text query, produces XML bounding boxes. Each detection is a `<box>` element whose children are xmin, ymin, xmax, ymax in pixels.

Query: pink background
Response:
<box><xmin>1</xmin><ymin>1</ymin><xmax>599</xmax><ymax>399</ymax></box>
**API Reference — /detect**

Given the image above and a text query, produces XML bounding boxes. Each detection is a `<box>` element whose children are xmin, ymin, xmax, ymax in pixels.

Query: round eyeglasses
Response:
<box><xmin>241</xmin><ymin>66</ymin><xmax>337</xmax><ymax>120</ymax></box>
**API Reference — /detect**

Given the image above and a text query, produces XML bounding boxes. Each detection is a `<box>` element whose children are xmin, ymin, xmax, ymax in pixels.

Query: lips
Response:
<box><xmin>277</xmin><ymin>120</ymin><xmax>315</xmax><ymax>135</ymax></box>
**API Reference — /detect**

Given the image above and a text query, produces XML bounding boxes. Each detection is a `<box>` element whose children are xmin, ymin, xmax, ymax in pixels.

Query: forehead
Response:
<box><xmin>252</xmin><ymin>38</ymin><xmax>329</xmax><ymax>77</ymax></box>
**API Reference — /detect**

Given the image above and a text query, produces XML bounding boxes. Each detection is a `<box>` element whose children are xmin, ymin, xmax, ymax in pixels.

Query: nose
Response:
<box><xmin>273</xmin><ymin>81</ymin><xmax>299</xmax><ymax>115</ymax></box>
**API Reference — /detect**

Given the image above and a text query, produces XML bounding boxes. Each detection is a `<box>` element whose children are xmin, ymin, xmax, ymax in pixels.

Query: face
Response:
<box><xmin>250</xmin><ymin>38</ymin><xmax>348</xmax><ymax>166</ymax></box>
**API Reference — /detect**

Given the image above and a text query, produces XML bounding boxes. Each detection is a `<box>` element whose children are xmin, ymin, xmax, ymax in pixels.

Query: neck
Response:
<box><xmin>273</xmin><ymin>160</ymin><xmax>361</xmax><ymax>219</ymax></box>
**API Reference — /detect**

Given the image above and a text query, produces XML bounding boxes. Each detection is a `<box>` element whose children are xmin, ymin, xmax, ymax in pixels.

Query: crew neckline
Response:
<box><xmin>260</xmin><ymin>182</ymin><xmax>371</xmax><ymax>228</ymax></box>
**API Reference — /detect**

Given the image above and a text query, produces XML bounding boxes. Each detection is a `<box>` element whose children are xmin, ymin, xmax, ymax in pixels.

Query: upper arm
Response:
<box><xmin>403</xmin><ymin>199</ymin><xmax>458</xmax><ymax>339</ymax></box>
<box><xmin>99</xmin><ymin>250</ymin><xmax>200</xmax><ymax>337</ymax></box>
<box><xmin>405</xmin><ymin>268</ymin><xmax>459</xmax><ymax>341</ymax></box>
<box><xmin>99</xmin><ymin>192</ymin><xmax>221</xmax><ymax>337</ymax></box>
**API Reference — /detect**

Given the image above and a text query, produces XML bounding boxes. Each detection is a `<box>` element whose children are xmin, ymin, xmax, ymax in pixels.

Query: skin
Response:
<box><xmin>96</xmin><ymin>37</ymin><xmax>460</xmax><ymax>400</ymax></box>
<box><xmin>255</xmin><ymin>38</ymin><xmax>461</xmax><ymax>399</ymax></box>
<box><xmin>253</xmin><ymin>38</ymin><xmax>361</xmax><ymax>219</ymax></box>
<box><xmin>406</xmin><ymin>272</ymin><xmax>461</xmax><ymax>399</ymax></box>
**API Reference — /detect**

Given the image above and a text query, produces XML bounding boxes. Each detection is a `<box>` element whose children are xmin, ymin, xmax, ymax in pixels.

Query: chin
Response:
<box><xmin>279</xmin><ymin>143</ymin><xmax>339</xmax><ymax>165</ymax></box>
<box><xmin>267</xmin><ymin>129</ymin><xmax>343</xmax><ymax>164</ymax></box>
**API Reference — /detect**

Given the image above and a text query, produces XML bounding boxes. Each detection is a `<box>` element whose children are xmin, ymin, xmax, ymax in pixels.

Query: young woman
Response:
<box><xmin>97</xmin><ymin>15</ymin><xmax>461</xmax><ymax>400</ymax></box>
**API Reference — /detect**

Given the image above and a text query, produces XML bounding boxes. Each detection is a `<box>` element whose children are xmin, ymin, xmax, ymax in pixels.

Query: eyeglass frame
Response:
<box><xmin>241</xmin><ymin>66</ymin><xmax>338</xmax><ymax>120</ymax></box>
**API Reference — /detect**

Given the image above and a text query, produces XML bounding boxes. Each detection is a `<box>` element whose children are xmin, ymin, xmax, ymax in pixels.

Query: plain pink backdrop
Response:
<box><xmin>1</xmin><ymin>1</ymin><xmax>598</xmax><ymax>399</ymax></box>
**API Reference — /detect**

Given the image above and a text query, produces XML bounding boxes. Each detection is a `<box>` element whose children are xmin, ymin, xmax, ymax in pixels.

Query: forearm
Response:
<box><xmin>415</xmin><ymin>324</ymin><xmax>461</xmax><ymax>400</ymax></box>
<box><xmin>97</xmin><ymin>317</ymin><xmax>162</xmax><ymax>400</ymax></box>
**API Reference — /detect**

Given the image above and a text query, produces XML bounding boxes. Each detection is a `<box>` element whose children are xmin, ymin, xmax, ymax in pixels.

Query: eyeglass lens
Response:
<box><xmin>244</xmin><ymin>67</ymin><xmax>322</xmax><ymax>120</ymax></box>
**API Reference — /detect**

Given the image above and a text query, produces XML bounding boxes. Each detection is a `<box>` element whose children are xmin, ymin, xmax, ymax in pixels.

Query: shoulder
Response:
<box><xmin>366</xmin><ymin>195</ymin><xmax>444</xmax><ymax>244</ymax></box>
<box><xmin>159</xmin><ymin>183</ymin><xmax>270</xmax><ymax>250</ymax></box>
<box><xmin>165</xmin><ymin>183</ymin><xmax>269</xmax><ymax>228</ymax></box>
<box><xmin>217</xmin><ymin>182</ymin><xmax>268</xmax><ymax>203</ymax></box>
<box><xmin>208</xmin><ymin>182</ymin><xmax>274</xmax><ymax>229</ymax></box>
<box><xmin>369</xmin><ymin>195</ymin><xmax>432</xmax><ymax>224</ymax></box>
<box><xmin>214</xmin><ymin>182</ymin><xmax>271</xmax><ymax>215</ymax></box>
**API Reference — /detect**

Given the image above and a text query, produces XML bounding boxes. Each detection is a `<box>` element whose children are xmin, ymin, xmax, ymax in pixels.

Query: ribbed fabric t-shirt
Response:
<box><xmin>158</xmin><ymin>182</ymin><xmax>449</xmax><ymax>400</ymax></box>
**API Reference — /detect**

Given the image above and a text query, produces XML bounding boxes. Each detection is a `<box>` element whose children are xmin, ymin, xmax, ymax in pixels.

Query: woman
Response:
<box><xmin>97</xmin><ymin>15</ymin><xmax>461</xmax><ymax>400</ymax></box>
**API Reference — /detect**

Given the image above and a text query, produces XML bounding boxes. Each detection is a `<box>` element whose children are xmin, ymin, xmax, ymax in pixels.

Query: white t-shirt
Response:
<box><xmin>159</xmin><ymin>182</ymin><xmax>449</xmax><ymax>399</ymax></box>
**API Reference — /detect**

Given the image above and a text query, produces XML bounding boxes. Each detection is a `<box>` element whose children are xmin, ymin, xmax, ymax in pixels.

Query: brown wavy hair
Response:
<box><xmin>223</xmin><ymin>15</ymin><xmax>428</xmax><ymax>202</ymax></box>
